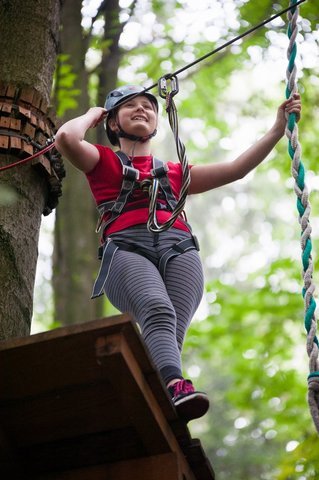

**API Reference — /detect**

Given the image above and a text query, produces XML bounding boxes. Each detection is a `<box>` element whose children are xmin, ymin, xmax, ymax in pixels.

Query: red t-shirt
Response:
<box><xmin>86</xmin><ymin>145</ymin><xmax>190</xmax><ymax>236</ymax></box>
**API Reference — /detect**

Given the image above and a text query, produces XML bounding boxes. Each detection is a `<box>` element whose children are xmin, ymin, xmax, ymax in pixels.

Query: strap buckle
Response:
<box><xmin>151</xmin><ymin>163</ymin><xmax>168</xmax><ymax>178</ymax></box>
<box><xmin>122</xmin><ymin>164</ymin><xmax>140</xmax><ymax>181</ymax></box>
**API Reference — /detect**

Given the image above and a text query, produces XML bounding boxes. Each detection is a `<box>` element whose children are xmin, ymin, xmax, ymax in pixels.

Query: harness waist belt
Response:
<box><xmin>92</xmin><ymin>235</ymin><xmax>199</xmax><ymax>299</ymax></box>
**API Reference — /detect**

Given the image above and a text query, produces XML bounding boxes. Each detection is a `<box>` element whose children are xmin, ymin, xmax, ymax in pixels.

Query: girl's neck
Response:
<box><xmin>118</xmin><ymin>139</ymin><xmax>152</xmax><ymax>157</ymax></box>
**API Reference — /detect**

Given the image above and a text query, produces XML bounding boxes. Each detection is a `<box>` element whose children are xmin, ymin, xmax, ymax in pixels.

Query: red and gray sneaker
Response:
<box><xmin>168</xmin><ymin>379</ymin><xmax>209</xmax><ymax>422</ymax></box>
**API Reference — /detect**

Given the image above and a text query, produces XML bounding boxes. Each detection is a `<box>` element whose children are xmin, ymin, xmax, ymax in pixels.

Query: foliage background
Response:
<box><xmin>32</xmin><ymin>1</ymin><xmax>319</xmax><ymax>478</ymax></box>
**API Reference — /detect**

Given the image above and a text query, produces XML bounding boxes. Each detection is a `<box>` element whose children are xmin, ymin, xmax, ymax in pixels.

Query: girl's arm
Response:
<box><xmin>189</xmin><ymin>94</ymin><xmax>301</xmax><ymax>194</ymax></box>
<box><xmin>54</xmin><ymin>107</ymin><xmax>107</xmax><ymax>173</ymax></box>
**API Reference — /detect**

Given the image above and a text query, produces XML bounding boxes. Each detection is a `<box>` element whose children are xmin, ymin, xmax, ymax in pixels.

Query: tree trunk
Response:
<box><xmin>0</xmin><ymin>0</ymin><xmax>61</xmax><ymax>340</ymax></box>
<box><xmin>53</xmin><ymin>0</ymin><xmax>100</xmax><ymax>326</ymax></box>
<box><xmin>53</xmin><ymin>0</ymin><xmax>126</xmax><ymax>325</ymax></box>
<box><xmin>96</xmin><ymin>0</ymin><xmax>126</xmax><ymax>144</ymax></box>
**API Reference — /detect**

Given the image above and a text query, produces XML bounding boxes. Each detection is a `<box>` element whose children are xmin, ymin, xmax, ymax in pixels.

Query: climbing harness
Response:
<box><xmin>92</xmin><ymin>232</ymin><xmax>199</xmax><ymax>299</ymax></box>
<box><xmin>92</xmin><ymin>149</ymin><xmax>199</xmax><ymax>298</ymax></box>
<box><xmin>285</xmin><ymin>1</ymin><xmax>319</xmax><ymax>433</ymax></box>
<box><xmin>95</xmin><ymin>150</ymin><xmax>180</xmax><ymax>235</ymax></box>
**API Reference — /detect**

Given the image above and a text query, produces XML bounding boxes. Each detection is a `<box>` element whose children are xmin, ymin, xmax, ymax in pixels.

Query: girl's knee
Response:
<box><xmin>139</xmin><ymin>296</ymin><xmax>176</xmax><ymax>321</ymax></box>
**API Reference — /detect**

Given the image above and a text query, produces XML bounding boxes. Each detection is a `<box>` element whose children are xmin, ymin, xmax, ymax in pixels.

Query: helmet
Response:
<box><xmin>105</xmin><ymin>85</ymin><xmax>158</xmax><ymax>146</ymax></box>
<box><xmin>105</xmin><ymin>85</ymin><xmax>158</xmax><ymax>112</ymax></box>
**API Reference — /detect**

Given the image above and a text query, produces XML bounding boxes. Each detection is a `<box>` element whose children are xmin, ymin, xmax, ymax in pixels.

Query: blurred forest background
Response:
<box><xmin>7</xmin><ymin>0</ymin><xmax>319</xmax><ymax>478</ymax></box>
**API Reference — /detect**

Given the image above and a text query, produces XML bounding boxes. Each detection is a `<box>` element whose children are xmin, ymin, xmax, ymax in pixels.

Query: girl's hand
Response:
<box><xmin>55</xmin><ymin>106</ymin><xmax>108</xmax><ymax>172</ymax></box>
<box><xmin>86</xmin><ymin>107</ymin><xmax>108</xmax><ymax>128</ymax></box>
<box><xmin>274</xmin><ymin>93</ymin><xmax>301</xmax><ymax>135</ymax></box>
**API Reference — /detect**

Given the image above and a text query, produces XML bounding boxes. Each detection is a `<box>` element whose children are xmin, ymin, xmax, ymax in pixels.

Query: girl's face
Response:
<box><xmin>109</xmin><ymin>95</ymin><xmax>158</xmax><ymax>138</ymax></box>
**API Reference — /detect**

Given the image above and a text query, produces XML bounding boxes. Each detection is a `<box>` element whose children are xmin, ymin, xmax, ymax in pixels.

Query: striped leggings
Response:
<box><xmin>104</xmin><ymin>226</ymin><xmax>204</xmax><ymax>385</ymax></box>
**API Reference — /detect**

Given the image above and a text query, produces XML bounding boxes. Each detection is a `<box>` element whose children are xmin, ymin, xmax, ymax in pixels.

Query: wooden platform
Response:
<box><xmin>0</xmin><ymin>314</ymin><xmax>215</xmax><ymax>479</ymax></box>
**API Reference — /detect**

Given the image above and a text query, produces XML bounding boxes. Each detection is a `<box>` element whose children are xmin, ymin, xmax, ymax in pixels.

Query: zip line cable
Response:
<box><xmin>166</xmin><ymin>0</ymin><xmax>307</xmax><ymax>79</ymax></box>
<box><xmin>143</xmin><ymin>0</ymin><xmax>307</xmax><ymax>232</ymax></box>
<box><xmin>0</xmin><ymin>0</ymin><xmax>307</xmax><ymax>174</ymax></box>
<box><xmin>106</xmin><ymin>0</ymin><xmax>307</xmax><ymax>114</ymax></box>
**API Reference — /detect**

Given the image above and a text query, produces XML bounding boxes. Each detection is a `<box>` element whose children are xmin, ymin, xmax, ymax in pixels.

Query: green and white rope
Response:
<box><xmin>286</xmin><ymin>0</ymin><xmax>319</xmax><ymax>433</ymax></box>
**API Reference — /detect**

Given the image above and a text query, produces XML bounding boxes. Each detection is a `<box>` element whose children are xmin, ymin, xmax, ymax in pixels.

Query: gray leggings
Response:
<box><xmin>104</xmin><ymin>226</ymin><xmax>204</xmax><ymax>385</ymax></box>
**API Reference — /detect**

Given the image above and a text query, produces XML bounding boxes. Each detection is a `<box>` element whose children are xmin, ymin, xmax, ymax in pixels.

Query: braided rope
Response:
<box><xmin>286</xmin><ymin>0</ymin><xmax>319</xmax><ymax>433</ymax></box>
<box><xmin>147</xmin><ymin>93</ymin><xmax>190</xmax><ymax>233</ymax></box>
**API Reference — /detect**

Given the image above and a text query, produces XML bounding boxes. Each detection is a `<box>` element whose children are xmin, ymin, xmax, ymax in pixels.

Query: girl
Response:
<box><xmin>55</xmin><ymin>85</ymin><xmax>301</xmax><ymax>422</ymax></box>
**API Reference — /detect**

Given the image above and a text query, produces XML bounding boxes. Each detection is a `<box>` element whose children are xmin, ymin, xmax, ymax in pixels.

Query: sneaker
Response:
<box><xmin>168</xmin><ymin>379</ymin><xmax>209</xmax><ymax>422</ymax></box>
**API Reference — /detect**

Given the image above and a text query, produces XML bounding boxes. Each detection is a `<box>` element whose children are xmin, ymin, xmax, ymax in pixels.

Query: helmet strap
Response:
<box><xmin>118</xmin><ymin>127</ymin><xmax>157</xmax><ymax>143</ymax></box>
<box><xmin>108</xmin><ymin>112</ymin><xmax>157</xmax><ymax>146</ymax></box>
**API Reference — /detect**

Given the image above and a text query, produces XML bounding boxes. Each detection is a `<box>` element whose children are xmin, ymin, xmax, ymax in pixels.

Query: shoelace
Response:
<box><xmin>172</xmin><ymin>379</ymin><xmax>195</xmax><ymax>396</ymax></box>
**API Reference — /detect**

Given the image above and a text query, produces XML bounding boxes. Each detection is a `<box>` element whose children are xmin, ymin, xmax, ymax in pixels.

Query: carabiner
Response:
<box><xmin>158</xmin><ymin>74</ymin><xmax>179</xmax><ymax>99</ymax></box>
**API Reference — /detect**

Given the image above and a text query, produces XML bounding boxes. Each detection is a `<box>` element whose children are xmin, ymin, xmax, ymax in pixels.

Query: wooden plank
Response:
<box><xmin>0</xmin><ymin>316</ymin><xmax>182</xmax><ymax>474</ymax></box>
<box><xmin>184</xmin><ymin>439</ymin><xmax>216</xmax><ymax>480</ymax></box>
<box><xmin>0</xmin><ymin>315</ymin><xmax>131</xmax><ymax>351</ymax></box>
<box><xmin>19</xmin><ymin>426</ymin><xmax>145</xmax><ymax>475</ymax></box>
<box><xmin>9</xmin><ymin>118</ymin><xmax>21</xmax><ymax>131</ymax></box>
<box><xmin>32</xmin><ymin>154</ymin><xmax>52</xmax><ymax>174</ymax></box>
<box><xmin>0</xmin><ymin>315</ymin><xmax>170</xmax><ymax>408</ymax></box>
<box><xmin>18</xmin><ymin>106</ymin><xmax>31</xmax><ymax>119</ymax></box>
<box><xmin>0</xmin><ymin>315</ymin><xmax>215</xmax><ymax>480</ymax></box>
<box><xmin>0</xmin><ymin>116</ymin><xmax>10</xmax><ymax>128</ymax></box>
<box><xmin>30</xmin><ymin>113</ymin><xmax>37</xmax><ymax>126</ymax></box>
<box><xmin>34</xmin><ymin>453</ymin><xmax>182</xmax><ymax>480</ymax></box>
<box><xmin>96</xmin><ymin>332</ymin><xmax>196</xmax><ymax>480</ymax></box>
<box><xmin>0</xmin><ymin>380</ymin><xmax>129</xmax><ymax>446</ymax></box>
<box><xmin>0</xmin><ymin>426</ymin><xmax>24</xmax><ymax>479</ymax></box>
<box><xmin>0</xmin><ymin>135</ymin><xmax>9</xmax><ymax>149</ymax></box>
<box><xmin>96</xmin><ymin>335</ymin><xmax>173</xmax><ymax>454</ymax></box>
<box><xmin>21</xmin><ymin>141</ymin><xmax>33</xmax><ymax>155</ymax></box>
<box><xmin>32</xmin><ymin>91</ymin><xmax>42</xmax><ymax>109</ymax></box>
<box><xmin>0</xmin><ymin>315</ymin><xmax>134</xmax><ymax>399</ymax></box>
<box><xmin>40</xmin><ymin>98</ymin><xmax>48</xmax><ymax>114</ymax></box>
<box><xmin>19</xmin><ymin>87</ymin><xmax>34</xmax><ymax>104</ymax></box>
<box><xmin>9</xmin><ymin>136</ymin><xmax>22</xmax><ymax>151</ymax></box>
<box><xmin>104</xmin><ymin>453</ymin><xmax>183</xmax><ymax>480</ymax></box>
<box><xmin>1</xmin><ymin>102</ymin><xmax>13</xmax><ymax>113</ymax></box>
<box><xmin>6</xmin><ymin>85</ymin><xmax>16</xmax><ymax>98</ymax></box>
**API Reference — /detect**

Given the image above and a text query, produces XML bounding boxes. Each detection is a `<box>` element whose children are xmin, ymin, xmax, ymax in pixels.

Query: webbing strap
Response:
<box><xmin>158</xmin><ymin>236</ymin><xmax>199</xmax><ymax>278</ymax></box>
<box><xmin>152</xmin><ymin>157</ymin><xmax>177</xmax><ymax>211</ymax></box>
<box><xmin>91</xmin><ymin>239</ymin><xmax>119</xmax><ymax>298</ymax></box>
<box><xmin>95</xmin><ymin>151</ymin><xmax>139</xmax><ymax>233</ymax></box>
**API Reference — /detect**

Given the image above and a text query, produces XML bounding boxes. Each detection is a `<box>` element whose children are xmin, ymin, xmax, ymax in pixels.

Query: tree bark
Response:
<box><xmin>0</xmin><ymin>0</ymin><xmax>61</xmax><ymax>340</ymax></box>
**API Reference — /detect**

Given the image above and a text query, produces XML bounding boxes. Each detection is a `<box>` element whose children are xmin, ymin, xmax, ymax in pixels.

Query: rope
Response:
<box><xmin>285</xmin><ymin>0</ymin><xmax>319</xmax><ymax>434</ymax></box>
<box><xmin>0</xmin><ymin>141</ymin><xmax>55</xmax><ymax>173</ymax></box>
<box><xmin>147</xmin><ymin>84</ymin><xmax>190</xmax><ymax>233</ymax></box>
